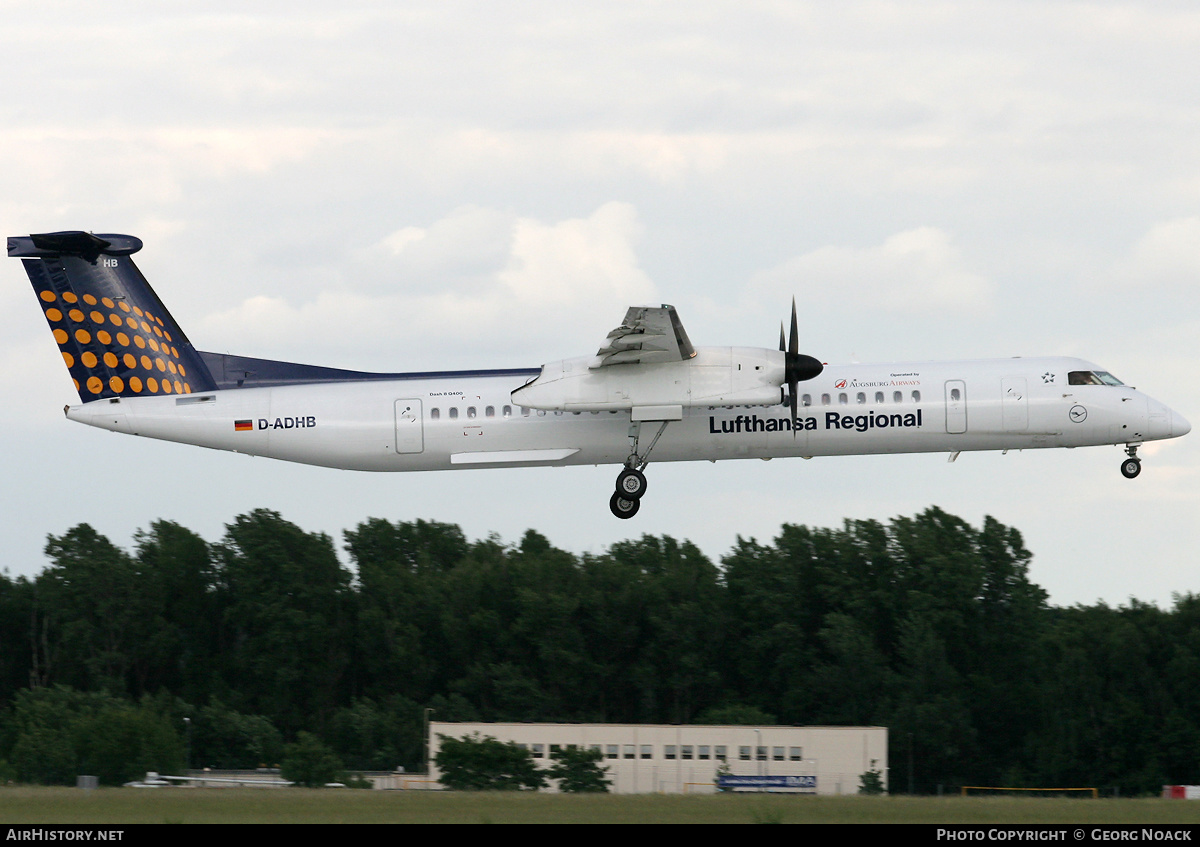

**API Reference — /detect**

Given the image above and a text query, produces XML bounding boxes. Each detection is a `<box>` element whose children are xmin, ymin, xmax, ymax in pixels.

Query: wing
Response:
<box><xmin>589</xmin><ymin>304</ymin><xmax>697</xmax><ymax>369</ymax></box>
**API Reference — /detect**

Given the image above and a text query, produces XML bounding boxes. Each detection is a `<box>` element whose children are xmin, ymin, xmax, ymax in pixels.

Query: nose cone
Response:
<box><xmin>1173</xmin><ymin>409</ymin><xmax>1192</xmax><ymax>438</ymax></box>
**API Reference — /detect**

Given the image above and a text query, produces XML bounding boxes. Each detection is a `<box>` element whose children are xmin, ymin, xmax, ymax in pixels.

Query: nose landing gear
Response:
<box><xmin>1121</xmin><ymin>444</ymin><xmax>1142</xmax><ymax>479</ymax></box>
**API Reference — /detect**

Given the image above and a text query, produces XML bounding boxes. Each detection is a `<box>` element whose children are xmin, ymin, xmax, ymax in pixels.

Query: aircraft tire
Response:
<box><xmin>1121</xmin><ymin>458</ymin><xmax>1142</xmax><ymax>479</ymax></box>
<box><xmin>616</xmin><ymin>468</ymin><xmax>648</xmax><ymax>499</ymax></box>
<box><xmin>609</xmin><ymin>492</ymin><xmax>641</xmax><ymax>519</ymax></box>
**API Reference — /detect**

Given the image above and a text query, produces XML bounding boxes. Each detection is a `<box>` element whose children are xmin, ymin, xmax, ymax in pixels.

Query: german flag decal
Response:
<box><xmin>234</xmin><ymin>419</ymin><xmax>253</xmax><ymax>432</ymax></box>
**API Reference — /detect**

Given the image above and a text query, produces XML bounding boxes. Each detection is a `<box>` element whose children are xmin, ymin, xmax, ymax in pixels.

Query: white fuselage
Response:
<box><xmin>64</xmin><ymin>356</ymin><xmax>1189</xmax><ymax>472</ymax></box>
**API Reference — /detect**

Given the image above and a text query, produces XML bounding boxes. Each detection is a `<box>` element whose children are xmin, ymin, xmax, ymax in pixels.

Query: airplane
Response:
<box><xmin>9</xmin><ymin>230</ymin><xmax>1191</xmax><ymax>519</ymax></box>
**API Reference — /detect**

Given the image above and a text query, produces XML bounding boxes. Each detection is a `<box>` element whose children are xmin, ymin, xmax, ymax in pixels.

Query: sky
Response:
<box><xmin>1</xmin><ymin>1</ymin><xmax>1197</xmax><ymax>607</ymax></box>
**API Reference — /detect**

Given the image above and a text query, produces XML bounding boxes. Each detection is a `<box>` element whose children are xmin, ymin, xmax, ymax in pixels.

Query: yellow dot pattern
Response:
<box><xmin>33</xmin><ymin>277</ymin><xmax>198</xmax><ymax>401</ymax></box>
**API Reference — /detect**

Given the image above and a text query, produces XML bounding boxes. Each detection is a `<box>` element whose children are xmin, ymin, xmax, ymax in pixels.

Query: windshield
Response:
<box><xmin>1068</xmin><ymin>370</ymin><xmax>1124</xmax><ymax>386</ymax></box>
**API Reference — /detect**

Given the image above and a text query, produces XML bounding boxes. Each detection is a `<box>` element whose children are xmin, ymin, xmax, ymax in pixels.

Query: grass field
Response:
<box><xmin>3</xmin><ymin>788</ymin><xmax>1200</xmax><ymax>824</ymax></box>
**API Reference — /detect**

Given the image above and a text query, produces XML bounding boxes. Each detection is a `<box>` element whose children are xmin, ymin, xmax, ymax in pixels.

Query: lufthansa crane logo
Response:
<box><xmin>1069</xmin><ymin>405</ymin><xmax>1087</xmax><ymax>423</ymax></box>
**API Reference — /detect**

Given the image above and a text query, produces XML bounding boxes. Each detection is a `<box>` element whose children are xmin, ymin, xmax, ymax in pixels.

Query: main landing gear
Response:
<box><xmin>1120</xmin><ymin>444</ymin><xmax>1142</xmax><ymax>479</ymax></box>
<box><xmin>608</xmin><ymin>420</ymin><xmax>668</xmax><ymax>519</ymax></box>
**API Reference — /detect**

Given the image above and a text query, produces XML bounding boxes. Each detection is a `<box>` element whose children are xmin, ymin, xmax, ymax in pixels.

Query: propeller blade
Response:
<box><xmin>776</xmin><ymin>297</ymin><xmax>823</xmax><ymax>431</ymax></box>
<box><xmin>789</xmin><ymin>298</ymin><xmax>799</xmax><ymax>356</ymax></box>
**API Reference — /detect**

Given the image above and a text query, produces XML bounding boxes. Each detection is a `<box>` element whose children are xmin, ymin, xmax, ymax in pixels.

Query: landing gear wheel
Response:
<box><xmin>609</xmin><ymin>492</ymin><xmax>640</xmax><ymax>520</ymax></box>
<box><xmin>616</xmin><ymin>467</ymin><xmax>648</xmax><ymax>499</ymax></box>
<box><xmin>1121</xmin><ymin>458</ymin><xmax>1142</xmax><ymax>479</ymax></box>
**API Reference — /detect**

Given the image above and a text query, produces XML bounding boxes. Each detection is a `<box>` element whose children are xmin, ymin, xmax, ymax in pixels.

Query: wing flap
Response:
<box><xmin>589</xmin><ymin>305</ymin><xmax>696</xmax><ymax>369</ymax></box>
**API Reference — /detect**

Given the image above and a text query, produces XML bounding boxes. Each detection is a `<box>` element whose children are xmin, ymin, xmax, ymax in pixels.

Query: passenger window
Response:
<box><xmin>950</xmin><ymin>388</ymin><xmax>961</xmax><ymax>401</ymax></box>
<box><xmin>912</xmin><ymin>390</ymin><xmax>921</xmax><ymax>403</ymax></box>
<box><xmin>522</xmin><ymin>407</ymin><xmax>531</xmax><ymax>417</ymax></box>
<box><xmin>503</xmin><ymin>405</ymin><xmax>512</xmax><ymax>418</ymax></box>
<box><xmin>430</xmin><ymin>408</ymin><xmax>440</xmax><ymax>420</ymax></box>
<box><xmin>467</xmin><ymin>406</ymin><xmax>477</xmax><ymax>418</ymax></box>
<box><xmin>449</xmin><ymin>407</ymin><xmax>459</xmax><ymax>419</ymax></box>
<box><xmin>856</xmin><ymin>392</ymin><xmax>866</xmax><ymax>404</ymax></box>
<box><xmin>875</xmin><ymin>391</ymin><xmax>884</xmax><ymax>403</ymax></box>
<box><xmin>893</xmin><ymin>391</ymin><xmax>902</xmax><ymax>403</ymax></box>
<box><xmin>821</xmin><ymin>393</ymin><xmax>831</xmax><ymax>405</ymax></box>
<box><xmin>838</xmin><ymin>393</ymin><xmax>848</xmax><ymax>405</ymax></box>
<box><xmin>801</xmin><ymin>394</ymin><xmax>812</xmax><ymax>407</ymax></box>
<box><xmin>485</xmin><ymin>406</ymin><xmax>495</xmax><ymax>417</ymax></box>
<box><xmin>537</xmin><ymin>409</ymin><xmax>546</xmax><ymax>416</ymax></box>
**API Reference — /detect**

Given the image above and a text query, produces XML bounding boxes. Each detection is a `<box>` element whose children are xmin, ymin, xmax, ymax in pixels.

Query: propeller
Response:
<box><xmin>779</xmin><ymin>298</ymin><xmax>823</xmax><ymax>423</ymax></box>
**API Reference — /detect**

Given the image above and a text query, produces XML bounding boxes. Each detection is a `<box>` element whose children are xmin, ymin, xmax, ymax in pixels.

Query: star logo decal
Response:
<box><xmin>1041</xmin><ymin>372</ymin><xmax>1055</xmax><ymax>383</ymax></box>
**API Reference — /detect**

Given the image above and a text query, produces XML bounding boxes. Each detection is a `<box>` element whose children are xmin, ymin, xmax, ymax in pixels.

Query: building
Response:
<box><xmin>429</xmin><ymin>721</ymin><xmax>887</xmax><ymax>794</ymax></box>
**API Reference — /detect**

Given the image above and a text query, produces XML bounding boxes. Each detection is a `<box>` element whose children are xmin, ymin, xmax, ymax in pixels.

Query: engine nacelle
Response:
<box><xmin>511</xmin><ymin>347</ymin><xmax>787</xmax><ymax>413</ymax></box>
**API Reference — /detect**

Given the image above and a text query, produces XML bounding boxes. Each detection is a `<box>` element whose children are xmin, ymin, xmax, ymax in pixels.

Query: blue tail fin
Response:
<box><xmin>9</xmin><ymin>231</ymin><xmax>217</xmax><ymax>402</ymax></box>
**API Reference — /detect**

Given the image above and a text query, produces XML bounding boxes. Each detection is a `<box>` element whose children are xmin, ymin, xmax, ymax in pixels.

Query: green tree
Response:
<box><xmin>859</xmin><ymin>760</ymin><xmax>885</xmax><ymax>795</ymax></box>
<box><xmin>281</xmin><ymin>731</ymin><xmax>343</xmax><ymax>788</ymax></box>
<box><xmin>547</xmin><ymin>745</ymin><xmax>611</xmax><ymax>793</ymax></box>
<box><xmin>192</xmin><ymin>700</ymin><xmax>284</xmax><ymax>769</ymax></box>
<box><xmin>435</xmin><ymin>733</ymin><xmax>546</xmax><ymax>790</ymax></box>
<box><xmin>6</xmin><ymin>686</ymin><xmax>181</xmax><ymax>785</ymax></box>
<box><xmin>216</xmin><ymin>510</ymin><xmax>354</xmax><ymax>734</ymax></box>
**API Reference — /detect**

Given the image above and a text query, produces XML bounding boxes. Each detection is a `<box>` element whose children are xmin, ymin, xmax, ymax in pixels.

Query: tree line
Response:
<box><xmin>0</xmin><ymin>506</ymin><xmax>1196</xmax><ymax>794</ymax></box>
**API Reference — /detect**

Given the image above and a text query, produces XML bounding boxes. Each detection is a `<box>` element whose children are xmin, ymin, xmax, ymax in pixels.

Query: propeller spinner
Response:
<box><xmin>779</xmin><ymin>299</ymin><xmax>823</xmax><ymax>422</ymax></box>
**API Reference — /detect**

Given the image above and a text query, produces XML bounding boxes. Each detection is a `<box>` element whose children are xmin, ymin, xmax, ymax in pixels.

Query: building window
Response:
<box><xmin>739</xmin><ymin>746</ymin><xmax>751</xmax><ymax>761</ymax></box>
<box><xmin>756</xmin><ymin>746</ymin><xmax>767</xmax><ymax>761</ymax></box>
<box><xmin>531</xmin><ymin>744</ymin><xmax>544</xmax><ymax>759</ymax></box>
<box><xmin>698</xmin><ymin>746</ymin><xmax>711</xmax><ymax>760</ymax></box>
<box><xmin>715</xmin><ymin>746</ymin><xmax>727</xmax><ymax>761</ymax></box>
<box><xmin>640</xmin><ymin>745</ymin><xmax>652</xmax><ymax>760</ymax></box>
<box><xmin>623</xmin><ymin>745</ymin><xmax>635</xmax><ymax>760</ymax></box>
<box><xmin>773</xmin><ymin>746</ymin><xmax>785</xmax><ymax>761</ymax></box>
<box><xmin>664</xmin><ymin>746</ymin><xmax>676</xmax><ymax>760</ymax></box>
<box><xmin>790</xmin><ymin>747</ymin><xmax>802</xmax><ymax>761</ymax></box>
<box><xmin>606</xmin><ymin>745</ymin><xmax>618</xmax><ymax>759</ymax></box>
<box><xmin>681</xmin><ymin>746</ymin><xmax>693</xmax><ymax>760</ymax></box>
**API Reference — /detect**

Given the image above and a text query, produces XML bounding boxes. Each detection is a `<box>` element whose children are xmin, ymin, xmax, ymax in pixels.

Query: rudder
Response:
<box><xmin>9</xmin><ymin>231</ymin><xmax>217</xmax><ymax>402</ymax></box>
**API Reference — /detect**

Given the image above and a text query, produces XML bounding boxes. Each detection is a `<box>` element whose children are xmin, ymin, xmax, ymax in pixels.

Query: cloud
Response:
<box><xmin>1121</xmin><ymin>217</ymin><xmax>1200</xmax><ymax>291</ymax></box>
<box><xmin>752</xmin><ymin>226</ymin><xmax>991</xmax><ymax>313</ymax></box>
<box><xmin>198</xmin><ymin>202</ymin><xmax>657</xmax><ymax>368</ymax></box>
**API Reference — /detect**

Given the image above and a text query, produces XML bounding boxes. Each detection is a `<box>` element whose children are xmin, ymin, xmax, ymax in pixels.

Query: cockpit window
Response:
<box><xmin>1068</xmin><ymin>371</ymin><xmax>1124</xmax><ymax>386</ymax></box>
